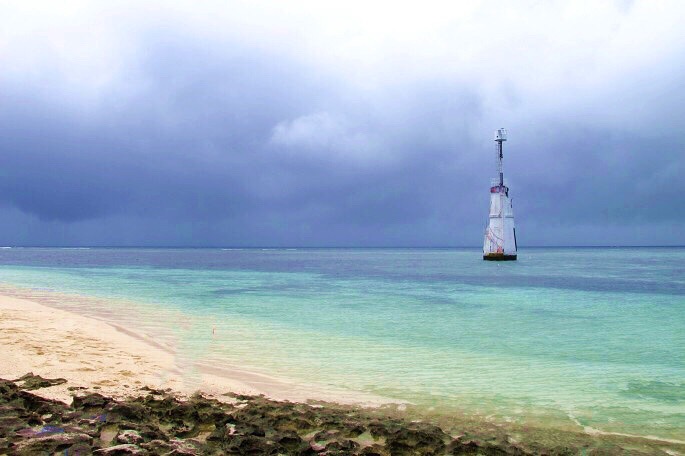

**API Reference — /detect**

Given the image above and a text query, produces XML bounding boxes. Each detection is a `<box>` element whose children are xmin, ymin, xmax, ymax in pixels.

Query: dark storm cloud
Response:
<box><xmin>0</xmin><ymin>1</ymin><xmax>684</xmax><ymax>246</ymax></box>
<box><xmin>0</xmin><ymin>36</ymin><xmax>331</xmax><ymax>222</ymax></box>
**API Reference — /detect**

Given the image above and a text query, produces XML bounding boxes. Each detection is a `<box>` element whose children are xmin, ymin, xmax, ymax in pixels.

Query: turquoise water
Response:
<box><xmin>0</xmin><ymin>247</ymin><xmax>684</xmax><ymax>439</ymax></box>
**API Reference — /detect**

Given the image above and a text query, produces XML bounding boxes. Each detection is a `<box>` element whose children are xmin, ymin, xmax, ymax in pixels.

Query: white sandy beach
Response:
<box><xmin>0</xmin><ymin>289</ymin><xmax>393</xmax><ymax>407</ymax></box>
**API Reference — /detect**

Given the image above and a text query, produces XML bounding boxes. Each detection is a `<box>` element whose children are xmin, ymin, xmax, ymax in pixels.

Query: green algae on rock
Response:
<box><xmin>12</xmin><ymin>372</ymin><xmax>67</xmax><ymax>391</ymax></box>
<box><xmin>1</xmin><ymin>374</ymin><xmax>684</xmax><ymax>455</ymax></box>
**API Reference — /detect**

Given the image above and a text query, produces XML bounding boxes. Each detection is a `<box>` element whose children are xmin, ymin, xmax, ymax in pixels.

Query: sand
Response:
<box><xmin>0</xmin><ymin>290</ymin><xmax>393</xmax><ymax>406</ymax></box>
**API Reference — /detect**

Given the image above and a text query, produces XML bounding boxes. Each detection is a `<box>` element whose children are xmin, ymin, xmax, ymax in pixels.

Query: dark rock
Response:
<box><xmin>223</xmin><ymin>392</ymin><xmax>253</xmax><ymax>400</ymax></box>
<box><xmin>140</xmin><ymin>438</ymin><xmax>173</xmax><ymax>452</ymax></box>
<box><xmin>325</xmin><ymin>437</ymin><xmax>361</xmax><ymax>454</ymax></box>
<box><xmin>0</xmin><ymin>375</ymin><xmax>668</xmax><ymax>456</ymax></box>
<box><xmin>384</xmin><ymin>423</ymin><xmax>448</xmax><ymax>455</ymax></box>
<box><xmin>235</xmin><ymin>423</ymin><xmax>266</xmax><ymax>437</ymax></box>
<box><xmin>340</xmin><ymin>421</ymin><xmax>366</xmax><ymax>438</ymax></box>
<box><xmin>0</xmin><ymin>380</ymin><xmax>19</xmax><ymax>398</ymax></box>
<box><xmin>117</xmin><ymin>429</ymin><xmax>143</xmax><ymax>444</ymax></box>
<box><xmin>134</xmin><ymin>422</ymin><xmax>168</xmax><ymax>441</ymax></box>
<box><xmin>109</xmin><ymin>401</ymin><xmax>148</xmax><ymax>421</ymax></box>
<box><xmin>223</xmin><ymin>434</ymin><xmax>281</xmax><ymax>454</ymax></box>
<box><xmin>360</xmin><ymin>443</ymin><xmax>391</xmax><ymax>455</ymax></box>
<box><xmin>270</xmin><ymin>429</ymin><xmax>305</xmax><ymax>452</ymax></box>
<box><xmin>15</xmin><ymin>424</ymin><xmax>64</xmax><ymax>437</ymax></box>
<box><xmin>0</xmin><ymin>416</ymin><xmax>27</xmax><ymax>434</ymax></box>
<box><xmin>72</xmin><ymin>393</ymin><xmax>111</xmax><ymax>409</ymax></box>
<box><xmin>67</xmin><ymin>441</ymin><xmax>96</xmax><ymax>455</ymax></box>
<box><xmin>140</xmin><ymin>386</ymin><xmax>167</xmax><ymax>395</ymax></box>
<box><xmin>13</xmin><ymin>372</ymin><xmax>67</xmax><ymax>390</ymax></box>
<box><xmin>312</xmin><ymin>429</ymin><xmax>340</xmax><ymax>442</ymax></box>
<box><xmin>12</xmin><ymin>431</ymin><xmax>92</xmax><ymax>454</ymax></box>
<box><xmin>448</xmin><ymin>436</ymin><xmax>530</xmax><ymax>455</ymax></box>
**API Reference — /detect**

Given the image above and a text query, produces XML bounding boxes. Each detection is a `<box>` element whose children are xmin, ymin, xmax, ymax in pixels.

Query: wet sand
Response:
<box><xmin>0</xmin><ymin>291</ymin><xmax>393</xmax><ymax>407</ymax></box>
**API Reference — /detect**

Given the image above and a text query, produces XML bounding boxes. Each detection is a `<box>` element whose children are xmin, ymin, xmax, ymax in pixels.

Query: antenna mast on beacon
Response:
<box><xmin>483</xmin><ymin>128</ymin><xmax>518</xmax><ymax>261</ymax></box>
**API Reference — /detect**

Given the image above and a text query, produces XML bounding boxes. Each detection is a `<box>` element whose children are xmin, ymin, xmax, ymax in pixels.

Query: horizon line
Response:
<box><xmin>1</xmin><ymin>245</ymin><xmax>684</xmax><ymax>249</ymax></box>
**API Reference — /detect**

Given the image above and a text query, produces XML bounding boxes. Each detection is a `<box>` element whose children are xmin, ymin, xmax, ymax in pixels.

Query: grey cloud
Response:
<box><xmin>0</xmin><ymin>3</ymin><xmax>684</xmax><ymax>246</ymax></box>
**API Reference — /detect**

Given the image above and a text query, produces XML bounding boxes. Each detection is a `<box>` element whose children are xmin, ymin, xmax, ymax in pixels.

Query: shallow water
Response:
<box><xmin>0</xmin><ymin>247</ymin><xmax>683</xmax><ymax>440</ymax></box>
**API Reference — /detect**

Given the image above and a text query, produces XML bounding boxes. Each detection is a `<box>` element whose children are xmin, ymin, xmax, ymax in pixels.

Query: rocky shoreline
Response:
<box><xmin>1</xmin><ymin>374</ymin><xmax>681</xmax><ymax>455</ymax></box>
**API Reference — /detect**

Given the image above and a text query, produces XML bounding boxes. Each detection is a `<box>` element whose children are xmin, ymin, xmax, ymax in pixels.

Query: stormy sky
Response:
<box><xmin>0</xmin><ymin>1</ymin><xmax>683</xmax><ymax>247</ymax></box>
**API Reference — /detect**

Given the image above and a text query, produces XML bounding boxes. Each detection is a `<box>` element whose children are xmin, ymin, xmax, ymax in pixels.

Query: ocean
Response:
<box><xmin>0</xmin><ymin>247</ymin><xmax>683</xmax><ymax>440</ymax></box>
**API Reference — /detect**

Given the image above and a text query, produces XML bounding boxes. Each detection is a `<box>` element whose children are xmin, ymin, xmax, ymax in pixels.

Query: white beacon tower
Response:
<box><xmin>483</xmin><ymin>128</ymin><xmax>517</xmax><ymax>260</ymax></box>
